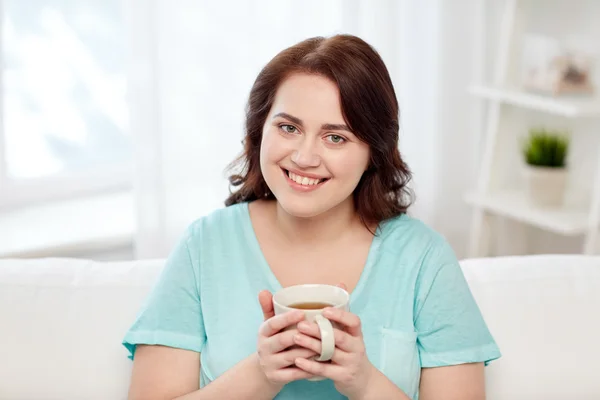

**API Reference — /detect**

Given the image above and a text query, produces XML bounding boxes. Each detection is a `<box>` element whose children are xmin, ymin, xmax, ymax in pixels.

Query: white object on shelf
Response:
<box><xmin>465</xmin><ymin>190</ymin><xmax>589</xmax><ymax>236</ymax></box>
<box><xmin>468</xmin><ymin>85</ymin><xmax>600</xmax><ymax>118</ymax></box>
<box><xmin>466</xmin><ymin>0</ymin><xmax>600</xmax><ymax>256</ymax></box>
<box><xmin>522</xmin><ymin>165</ymin><xmax>568</xmax><ymax>207</ymax></box>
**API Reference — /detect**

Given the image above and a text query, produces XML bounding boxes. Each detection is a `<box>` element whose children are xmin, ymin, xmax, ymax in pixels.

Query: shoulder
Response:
<box><xmin>181</xmin><ymin>202</ymin><xmax>249</xmax><ymax>246</ymax></box>
<box><xmin>376</xmin><ymin>213</ymin><xmax>461</xmax><ymax>291</ymax></box>
<box><xmin>379</xmin><ymin>213</ymin><xmax>469</xmax><ymax>303</ymax></box>
<box><xmin>379</xmin><ymin>213</ymin><xmax>457</xmax><ymax>265</ymax></box>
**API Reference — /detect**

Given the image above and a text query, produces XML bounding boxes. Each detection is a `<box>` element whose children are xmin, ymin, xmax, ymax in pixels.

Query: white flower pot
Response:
<box><xmin>523</xmin><ymin>165</ymin><xmax>568</xmax><ymax>207</ymax></box>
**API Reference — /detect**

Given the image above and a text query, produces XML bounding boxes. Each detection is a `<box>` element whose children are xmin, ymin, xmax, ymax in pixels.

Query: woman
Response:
<box><xmin>123</xmin><ymin>34</ymin><xmax>501</xmax><ymax>400</ymax></box>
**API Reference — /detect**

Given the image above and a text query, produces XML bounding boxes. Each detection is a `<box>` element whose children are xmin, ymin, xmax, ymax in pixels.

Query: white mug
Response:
<box><xmin>272</xmin><ymin>284</ymin><xmax>350</xmax><ymax>381</ymax></box>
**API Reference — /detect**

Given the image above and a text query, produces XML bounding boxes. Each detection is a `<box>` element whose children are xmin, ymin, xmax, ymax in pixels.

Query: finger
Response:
<box><xmin>268</xmin><ymin>367</ymin><xmax>315</xmax><ymax>383</ymax></box>
<box><xmin>259</xmin><ymin>310</ymin><xmax>305</xmax><ymax>338</ymax></box>
<box><xmin>322</xmin><ymin>308</ymin><xmax>362</xmax><ymax>336</ymax></box>
<box><xmin>290</xmin><ymin>331</ymin><xmax>354</xmax><ymax>365</ymax></box>
<box><xmin>336</xmin><ymin>282</ymin><xmax>348</xmax><ymax>291</ymax></box>
<box><xmin>292</xmin><ymin>332</ymin><xmax>323</xmax><ymax>356</ymax></box>
<box><xmin>330</xmin><ymin>347</ymin><xmax>353</xmax><ymax>365</ymax></box>
<box><xmin>263</xmin><ymin>328</ymin><xmax>300</xmax><ymax>354</ymax></box>
<box><xmin>295</xmin><ymin>357</ymin><xmax>347</xmax><ymax>381</ymax></box>
<box><xmin>271</xmin><ymin>347</ymin><xmax>318</xmax><ymax>369</ymax></box>
<box><xmin>292</xmin><ymin>333</ymin><xmax>354</xmax><ymax>365</ymax></box>
<box><xmin>258</xmin><ymin>290</ymin><xmax>275</xmax><ymax>321</ymax></box>
<box><xmin>294</xmin><ymin>333</ymin><xmax>352</xmax><ymax>365</ymax></box>
<box><xmin>296</xmin><ymin>321</ymin><xmax>358</xmax><ymax>353</ymax></box>
<box><xmin>296</xmin><ymin>321</ymin><xmax>320</xmax><ymax>338</ymax></box>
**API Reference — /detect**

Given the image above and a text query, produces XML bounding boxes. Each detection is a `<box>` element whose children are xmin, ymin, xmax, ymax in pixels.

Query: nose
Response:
<box><xmin>291</xmin><ymin>137</ymin><xmax>321</xmax><ymax>168</ymax></box>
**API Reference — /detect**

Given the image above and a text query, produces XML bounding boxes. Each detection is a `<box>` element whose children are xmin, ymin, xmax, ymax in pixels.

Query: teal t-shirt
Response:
<box><xmin>123</xmin><ymin>202</ymin><xmax>501</xmax><ymax>399</ymax></box>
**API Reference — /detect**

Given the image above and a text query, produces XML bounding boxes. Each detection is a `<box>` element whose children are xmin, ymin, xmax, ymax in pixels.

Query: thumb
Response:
<box><xmin>336</xmin><ymin>282</ymin><xmax>348</xmax><ymax>291</ymax></box>
<box><xmin>258</xmin><ymin>290</ymin><xmax>275</xmax><ymax>321</ymax></box>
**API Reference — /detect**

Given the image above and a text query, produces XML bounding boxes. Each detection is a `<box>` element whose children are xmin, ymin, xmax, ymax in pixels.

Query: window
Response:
<box><xmin>0</xmin><ymin>0</ymin><xmax>131</xmax><ymax>208</ymax></box>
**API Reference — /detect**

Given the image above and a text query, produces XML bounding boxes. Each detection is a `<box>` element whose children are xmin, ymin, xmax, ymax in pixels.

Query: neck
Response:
<box><xmin>273</xmin><ymin>199</ymin><xmax>362</xmax><ymax>246</ymax></box>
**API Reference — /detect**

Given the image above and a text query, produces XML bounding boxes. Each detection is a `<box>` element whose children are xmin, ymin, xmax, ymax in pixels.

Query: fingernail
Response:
<box><xmin>323</xmin><ymin>308</ymin><xmax>334</xmax><ymax>316</ymax></box>
<box><xmin>296</xmin><ymin>356</ymin><xmax>309</xmax><ymax>365</ymax></box>
<box><xmin>297</xmin><ymin>321</ymin><xmax>309</xmax><ymax>330</ymax></box>
<box><xmin>294</xmin><ymin>334</ymin><xmax>302</xmax><ymax>342</ymax></box>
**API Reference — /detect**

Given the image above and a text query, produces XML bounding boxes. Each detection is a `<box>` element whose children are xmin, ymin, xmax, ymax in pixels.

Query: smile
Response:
<box><xmin>282</xmin><ymin>168</ymin><xmax>329</xmax><ymax>191</ymax></box>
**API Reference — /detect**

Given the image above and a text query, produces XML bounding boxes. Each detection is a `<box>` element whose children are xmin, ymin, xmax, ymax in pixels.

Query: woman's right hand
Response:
<box><xmin>256</xmin><ymin>290</ymin><xmax>317</xmax><ymax>389</ymax></box>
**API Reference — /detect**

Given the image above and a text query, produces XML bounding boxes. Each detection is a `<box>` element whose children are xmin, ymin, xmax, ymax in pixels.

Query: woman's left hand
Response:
<box><xmin>293</xmin><ymin>307</ymin><xmax>376</xmax><ymax>399</ymax></box>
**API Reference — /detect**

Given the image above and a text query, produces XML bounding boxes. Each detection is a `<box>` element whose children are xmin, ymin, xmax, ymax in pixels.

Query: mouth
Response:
<box><xmin>282</xmin><ymin>168</ymin><xmax>329</xmax><ymax>187</ymax></box>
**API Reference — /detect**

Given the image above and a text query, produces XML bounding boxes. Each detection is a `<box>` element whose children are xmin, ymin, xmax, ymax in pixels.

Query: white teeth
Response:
<box><xmin>288</xmin><ymin>171</ymin><xmax>322</xmax><ymax>186</ymax></box>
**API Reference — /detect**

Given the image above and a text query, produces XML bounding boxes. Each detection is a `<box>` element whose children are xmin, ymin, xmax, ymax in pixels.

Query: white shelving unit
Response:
<box><xmin>466</xmin><ymin>0</ymin><xmax>600</xmax><ymax>257</ymax></box>
<box><xmin>465</xmin><ymin>190</ymin><xmax>590</xmax><ymax>236</ymax></box>
<box><xmin>468</xmin><ymin>85</ymin><xmax>600</xmax><ymax>118</ymax></box>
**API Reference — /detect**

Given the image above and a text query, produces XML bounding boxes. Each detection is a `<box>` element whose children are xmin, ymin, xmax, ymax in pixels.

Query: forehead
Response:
<box><xmin>270</xmin><ymin>73</ymin><xmax>346</xmax><ymax>124</ymax></box>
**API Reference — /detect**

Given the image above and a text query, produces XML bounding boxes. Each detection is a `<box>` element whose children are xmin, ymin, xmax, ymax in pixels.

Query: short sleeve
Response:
<box><xmin>122</xmin><ymin>224</ymin><xmax>206</xmax><ymax>359</ymax></box>
<box><xmin>414</xmin><ymin>240</ymin><xmax>501</xmax><ymax>368</ymax></box>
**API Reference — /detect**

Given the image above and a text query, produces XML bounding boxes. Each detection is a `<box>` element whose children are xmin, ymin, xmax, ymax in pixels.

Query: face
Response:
<box><xmin>259</xmin><ymin>73</ymin><xmax>370</xmax><ymax>219</ymax></box>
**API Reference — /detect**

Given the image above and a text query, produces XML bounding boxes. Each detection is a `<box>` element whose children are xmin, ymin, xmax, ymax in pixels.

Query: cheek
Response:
<box><xmin>331</xmin><ymin>150</ymin><xmax>370</xmax><ymax>181</ymax></box>
<box><xmin>260</xmin><ymin>129</ymin><xmax>287</xmax><ymax>163</ymax></box>
<box><xmin>259</xmin><ymin>134</ymin><xmax>276</xmax><ymax>173</ymax></box>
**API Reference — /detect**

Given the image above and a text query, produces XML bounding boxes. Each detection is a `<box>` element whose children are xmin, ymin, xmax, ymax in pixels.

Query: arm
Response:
<box><xmin>127</xmin><ymin>345</ymin><xmax>199</xmax><ymax>400</ymax></box>
<box><xmin>128</xmin><ymin>294</ymin><xmax>316</xmax><ymax>400</ymax></box>
<box><xmin>357</xmin><ymin>362</ymin><xmax>485</xmax><ymax>400</ymax></box>
<box><xmin>350</xmin><ymin>366</ymin><xmax>411</xmax><ymax>400</ymax></box>
<box><xmin>411</xmin><ymin>241</ymin><xmax>500</xmax><ymax>399</ymax></box>
<box><xmin>351</xmin><ymin>361</ymin><xmax>485</xmax><ymax>400</ymax></box>
<box><xmin>128</xmin><ymin>346</ymin><xmax>279</xmax><ymax>400</ymax></box>
<box><xmin>419</xmin><ymin>363</ymin><xmax>485</xmax><ymax>400</ymax></box>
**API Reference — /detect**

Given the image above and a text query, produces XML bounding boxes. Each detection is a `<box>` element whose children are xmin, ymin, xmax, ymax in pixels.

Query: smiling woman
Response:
<box><xmin>258</xmin><ymin>73</ymin><xmax>372</xmax><ymax>219</ymax></box>
<box><xmin>123</xmin><ymin>34</ymin><xmax>501</xmax><ymax>400</ymax></box>
<box><xmin>226</xmin><ymin>35</ymin><xmax>412</xmax><ymax>224</ymax></box>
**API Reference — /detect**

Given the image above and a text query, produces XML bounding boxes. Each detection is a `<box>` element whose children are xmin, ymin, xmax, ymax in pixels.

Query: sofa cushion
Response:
<box><xmin>0</xmin><ymin>258</ymin><xmax>164</xmax><ymax>400</ymax></box>
<box><xmin>460</xmin><ymin>255</ymin><xmax>600</xmax><ymax>400</ymax></box>
<box><xmin>0</xmin><ymin>255</ymin><xmax>599</xmax><ymax>399</ymax></box>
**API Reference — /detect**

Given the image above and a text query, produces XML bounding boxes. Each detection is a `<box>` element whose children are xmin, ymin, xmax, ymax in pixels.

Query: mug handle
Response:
<box><xmin>314</xmin><ymin>314</ymin><xmax>335</xmax><ymax>361</ymax></box>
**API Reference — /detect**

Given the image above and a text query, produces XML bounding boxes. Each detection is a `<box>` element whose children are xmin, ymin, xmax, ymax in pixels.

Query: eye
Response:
<box><xmin>280</xmin><ymin>124</ymin><xmax>298</xmax><ymax>134</ymax></box>
<box><xmin>327</xmin><ymin>134</ymin><xmax>345</xmax><ymax>144</ymax></box>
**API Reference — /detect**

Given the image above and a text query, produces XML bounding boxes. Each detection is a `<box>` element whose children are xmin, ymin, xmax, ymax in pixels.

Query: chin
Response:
<box><xmin>275</xmin><ymin>196</ymin><xmax>332</xmax><ymax>219</ymax></box>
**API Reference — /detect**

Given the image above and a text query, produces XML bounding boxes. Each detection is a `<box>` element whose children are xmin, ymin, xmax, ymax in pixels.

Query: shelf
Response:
<box><xmin>468</xmin><ymin>85</ymin><xmax>600</xmax><ymax>118</ymax></box>
<box><xmin>464</xmin><ymin>190</ymin><xmax>590</xmax><ymax>236</ymax></box>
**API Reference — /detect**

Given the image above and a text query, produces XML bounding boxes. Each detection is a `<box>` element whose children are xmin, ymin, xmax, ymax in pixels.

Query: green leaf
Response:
<box><xmin>522</xmin><ymin>127</ymin><xmax>569</xmax><ymax>168</ymax></box>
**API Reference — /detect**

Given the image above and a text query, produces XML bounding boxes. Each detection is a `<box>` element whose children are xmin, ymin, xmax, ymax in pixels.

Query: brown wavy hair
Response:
<box><xmin>225</xmin><ymin>34</ymin><xmax>413</xmax><ymax>225</ymax></box>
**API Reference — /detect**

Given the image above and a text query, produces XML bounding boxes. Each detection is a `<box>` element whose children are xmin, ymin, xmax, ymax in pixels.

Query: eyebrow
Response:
<box><xmin>273</xmin><ymin>112</ymin><xmax>352</xmax><ymax>133</ymax></box>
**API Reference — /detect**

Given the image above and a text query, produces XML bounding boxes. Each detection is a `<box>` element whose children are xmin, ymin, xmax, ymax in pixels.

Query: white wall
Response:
<box><xmin>428</xmin><ymin>0</ymin><xmax>482</xmax><ymax>257</ymax></box>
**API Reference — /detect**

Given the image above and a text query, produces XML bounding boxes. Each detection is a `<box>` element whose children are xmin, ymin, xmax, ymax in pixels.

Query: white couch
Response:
<box><xmin>1</xmin><ymin>255</ymin><xmax>599</xmax><ymax>400</ymax></box>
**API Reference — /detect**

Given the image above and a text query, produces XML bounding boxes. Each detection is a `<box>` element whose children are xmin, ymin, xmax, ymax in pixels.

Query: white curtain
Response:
<box><xmin>125</xmin><ymin>0</ymin><xmax>476</xmax><ymax>259</ymax></box>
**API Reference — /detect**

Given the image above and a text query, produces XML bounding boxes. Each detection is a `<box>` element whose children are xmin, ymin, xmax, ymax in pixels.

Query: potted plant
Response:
<box><xmin>521</xmin><ymin>127</ymin><xmax>570</xmax><ymax>207</ymax></box>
